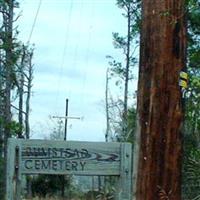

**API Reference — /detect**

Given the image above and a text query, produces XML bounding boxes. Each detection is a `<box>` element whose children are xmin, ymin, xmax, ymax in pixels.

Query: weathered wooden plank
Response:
<box><xmin>7</xmin><ymin>139</ymin><xmax>133</xmax><ymax>200</ymax></box>
<box><xmin>6</xmin><ymin>138</ymin><xmax>17</xmax><ymax>200</ymax></box>
<box><xmin>19</xmin><ymin>139</ymin><xmax>121</xmax><ymax>176</ymax></box>
<box><xmin>118</xmin><ymin>143</ymin><xmax>132</xmax><ymax>200</ymax></box>
<box><xmin>15</xmin><ymin>144</ymin><xmax>22</xmax><ymax>200</ymax></box>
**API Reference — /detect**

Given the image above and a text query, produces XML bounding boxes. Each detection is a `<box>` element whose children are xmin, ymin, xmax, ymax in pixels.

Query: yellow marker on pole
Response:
<box><xmin>179</xmin><ymin>71</ymin><xmax>188</xmax><ymax>89</ymax></box>
<box><xmin>180</xmin><ymin>71</ymin><xmax>188</xmax><ymax>80</ymax></box>
<box><xmin>179</xmin><ymin>80</ymin><xmax>187</xmax><ymax>89</ymax></box>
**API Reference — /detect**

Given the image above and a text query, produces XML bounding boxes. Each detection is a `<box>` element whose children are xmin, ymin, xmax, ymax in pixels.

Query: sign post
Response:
<box><xmin>6</xmin><ymin>138</ymin><xmax>132</xmax><ymax>200</ymax></box>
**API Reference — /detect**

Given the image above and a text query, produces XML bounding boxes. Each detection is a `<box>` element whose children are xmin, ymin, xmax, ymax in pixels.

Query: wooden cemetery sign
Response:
<box><xmin>6</xmin><ymin>138</ymin><xmax>132</xmax><ymax>200</ymax></box>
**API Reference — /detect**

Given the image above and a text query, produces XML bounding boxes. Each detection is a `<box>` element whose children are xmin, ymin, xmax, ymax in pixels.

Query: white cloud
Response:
<box><xmin>16</xmin><ymin>0</ymin><xmax>137</xmax><ymax>141</ymax></box>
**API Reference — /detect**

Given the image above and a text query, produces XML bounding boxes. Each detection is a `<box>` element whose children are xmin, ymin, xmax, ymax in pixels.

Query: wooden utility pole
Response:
<box><xmin>51</xmin><ymin>99</ymin><xmax>81</xmax><ymax>141</ymax></box>
<box><xmin>51</xmin><ymin>99</ymin><xmax>81</xmax><ymax>198</ymax></box>
<box><xmin>105</xmin><ymin>68</ymin><xmax>110</xmax><ymax>142</ymax></box>
<box><xmin>134</xmin><ymin>0</ymin><xmax>187</xmax><ymax>199</ymax></box>
<box><xmin>64</xmin><ymin>98</ymin><xmax>69</xmax><ymax>141</ymax></box>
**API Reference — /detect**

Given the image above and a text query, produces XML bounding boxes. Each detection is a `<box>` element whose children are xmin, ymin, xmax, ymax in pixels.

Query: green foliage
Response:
<box><xmin>31</xmin><ymin>175</ymin><xmax>71</xmax><ymax>197</ymax></box>
<box><xmin>182</xmin><ymin>138</ymin><xmax>200</xmax><ymax>199</ymax></box>
<box><xmin>182</xmin><ymin>0</ymin><xmax>200</xmax><ymax>199</ymax></box>
<box><xmin>0</xmin><ymin>0</ymin><xmax>35</xmax><ymax>196</ymax></box>
<box><xmin>96</xmin><ymin>185</ymin><xmax>115</xmax><ymax>200</ymax></box>
<box><xmin>186</xmin><ymin>149</ymin><xmax>200</xmax><ymax>178</ymax></box>
<box><xmin>184</xmin><ymin>0</ymin><xmax>200</xmax><ymax>138</ymax></box>
<box><xmin>106</xmin><ymin>0</ymin><xmax>140</xmax><ymax>142</ymax></box>
<box><xmin>110</xmin><ymin>106</ymin><xmax>136</xmax><ymax>142</ymax></box>
<box><xmin>107</xmin><ymin>0</ymin><xmax>141</xmax><ymax>80</ymax></box>
<box><xmin>0</xmin><ymin>118</ymin><xmax>23</xmax><ymax>137</ymax></box>
<box><xmin>116</xmin><ymin>0</ymin><xmax>133</xmax><ymax>8</ymax></box>
<box><xmin>112</xmin><ymin>32</ymin><xmax>127</xmax><ymax>50</ymax></box>
<box><xmin>9</xmin><ymin>120</ymin><xmax>23</xmax><ymax>137</ymax></box>
<box><xmin>126</xmin><ymin>107</ymin><xmax>137</xmax><ymax>143</ymax></box>
<box><xmin>0</xmin><ymin>158</ymin><xmax>4</xmax><ymax>200</ymax></box>
<box><xmin>116</xmin><ymin>0</ymin><xmax>141</xmax><ymax>33</ymax></box>
<box><xmin>0</xmin><ymin>0</ymin><xmax>19</xmax><ymax>8</ymax></box>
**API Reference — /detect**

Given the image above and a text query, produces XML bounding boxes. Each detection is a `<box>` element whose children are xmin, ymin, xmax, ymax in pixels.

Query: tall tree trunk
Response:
<box><xmin>18</xmin><ymin>47</ymin><xmax>26</xmax><ymax>138</ymax></box>
<box><xmin>135</xmin><ymin>0</ymin><xmax>187</xmax><ymax>199</ymax></box>
<box><xmin>24</xmin><ymin>49</ymin><xmax>33</xmax><ymax>198</ymax></box>
<box><xmin>4</xmin><ymin>0</ymin><xmax>13</xmax><ymax>153</ymax></box>
<box><xmin>3</xmin><ymin>0</ymin><xmax>14</xmax><ymax>198</ymax></box>
<box><xmin>25</xmin><ymin>51</ymin><xmax>33</xmax><ymax>139</ymax></box>
<box><xmin>0</xmin><ymin>49</ymin><xmax>3</xmax><ymax>158</ymax></box>
<box><xmin>123</xmin><ymin>2</ymin><xmax>131</xmax><ymax>137</ymax></box>
<box><xmin>105</xmin><ymin>68</ymin><xmax>110</xmax><ymax>142</ymax></box>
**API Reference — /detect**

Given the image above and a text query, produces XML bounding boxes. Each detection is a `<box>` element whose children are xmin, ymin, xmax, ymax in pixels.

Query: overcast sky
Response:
<box><xmin>16</xmin><ymin>0</ymin><xmax>137</xmax><ymax>141</ymax></box>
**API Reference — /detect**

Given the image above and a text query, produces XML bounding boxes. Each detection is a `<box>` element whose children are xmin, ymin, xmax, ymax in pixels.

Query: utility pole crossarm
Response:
<box><xmin>50</xmin><ymin>99</ymin><xmax>82</xmax><ymax>141</ymax></box>
<box><xmin>51</xmin><ymin>116</ymin><xmax>82</xmax><ymax>120</ymax></box>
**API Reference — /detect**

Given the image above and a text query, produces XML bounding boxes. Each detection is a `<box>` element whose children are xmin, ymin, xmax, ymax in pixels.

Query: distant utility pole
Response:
<box><xmin>64</xmin><ymin>98</ymin><xmax>68</xmax><ymax>141</ymax></box>
<box><xmin>51</xmin><ymin>98</ymin><xmax>82</xmax><ymax>140</ymax></box>
<box><xmin>105</xmin><ymin>68</ymin><xmax>110</xmax><ymax>142</ymax></box>
<box><xmin>51</xmin><ymin>98</ymin><xmax>82</xmax><ymax>197</ymax></box>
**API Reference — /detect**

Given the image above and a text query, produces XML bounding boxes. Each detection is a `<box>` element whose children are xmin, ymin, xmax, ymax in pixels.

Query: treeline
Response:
<box><xmin>106</xmin><ymin>0</ymin><xmax>200</xmax><ymax>199</ymax></box>
<box><xmin>182</xmin><ymin>0</ymin><xmax>200</xmax><ymax>198</ymax></box>
<box><xmin>0</xmin><ymin>0</ymin><xmax>34</xmax><ymax>198</ymax></box>
<box><xmin>0</xmin><ymin>0</ymin><xmax>200</xmax><ymax>199</ymax></box>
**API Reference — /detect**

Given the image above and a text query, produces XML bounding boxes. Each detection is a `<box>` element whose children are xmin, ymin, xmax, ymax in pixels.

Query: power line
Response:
<box><xmin>54</xmin><ymin>0</ymin><xmax>73</xmax><ymax>111</ymax></box>
<box><xmin>81</xmin><ymin>1</ymin><xmax>95</xmax><ymax>107</ymax></box>
<box><xmin>27</xmin><ymin>0</ymin><xmax>42</xmax><ymax>43</ymax></box>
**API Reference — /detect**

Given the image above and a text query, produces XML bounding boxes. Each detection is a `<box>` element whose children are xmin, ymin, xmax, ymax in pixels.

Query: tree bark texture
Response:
<box><xmin>3</xmin><ymin>0</ymin><xmax>14</xmax><ymax>198</ymax></box>
<box><xmin>25</xmin><ymin>51</ymin><xmax>33</xmax><ymax>139</ymax></box>
<box><xmin>136</xmin><ymin>0</ymin><xmax>186</xmax><ymax>199</ymax></box>
<box><xmin>105</xmin><ymin>68</ymin><xmax>110</xmax><ymax>142</ymax></box>
<box><xmin>18</xmin><ymin>47</ymin><xmax>26</xmax><ymax>138</ymax></box>
<box><xmin>4</xmin><ymin>0</ymin><xmax>13</xmax><ymax>148</ymax></box>
<box><xmin>123</xmin><ymin>2</ymin><xmax>131</xmax><ymax>136</ymax></box>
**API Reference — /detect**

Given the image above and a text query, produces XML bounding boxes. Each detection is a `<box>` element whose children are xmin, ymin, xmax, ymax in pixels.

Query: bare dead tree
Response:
<box><xmin>24</xmin><ymin>48</ymin><xmax>33</xmax><ymax>139</ymax></box>
<box><xmin>17</xmin><ymin>45</ymin><xmax>26</xmax><ymax>138</ymax></box>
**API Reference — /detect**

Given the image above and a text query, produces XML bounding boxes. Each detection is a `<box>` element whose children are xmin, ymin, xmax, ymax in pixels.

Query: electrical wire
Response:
<box><xmin>54</xmin><ymin>0</ymin><xmax>74</xmax><ymax>113</ymax></box>
<box><xmin>81</xmin><ymin>1</ymin><xmax>95</xmax><ymax>107</ymax></box>
<box><xmin>68</xmin><ymin>0</ymin><xmax>84</xmax><ymax>93</ymax></box>
<box><xmin>27</xmin><ymin>0</ymin><xmax>42</xmax><ymax>43</ymax></box>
